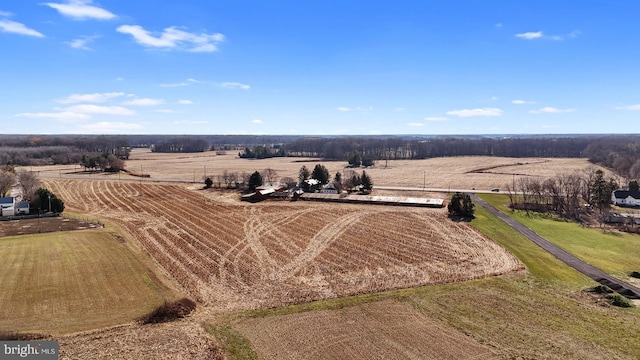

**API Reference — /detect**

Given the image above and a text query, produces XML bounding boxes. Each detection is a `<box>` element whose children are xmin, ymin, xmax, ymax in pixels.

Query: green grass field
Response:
<box><xmin>479</xmin><ymin>193</ymin><xmax>640</xmax><ymax>279</ymax></box>
<box><xmin>0</xmin><ymin>229</ymin><xmax>177</xmax><ymax>335</ymax></box>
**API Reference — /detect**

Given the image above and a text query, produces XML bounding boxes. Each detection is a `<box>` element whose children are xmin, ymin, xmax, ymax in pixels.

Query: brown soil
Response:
<box><xmin>235</xmin><ymin>300</ymin><xmax>495</xmax><ymax>360</ymax></box>
<box><xmin>0</xmin><ymin>217</ymin><xmax>101</xmax><ymax>236</ymax></box>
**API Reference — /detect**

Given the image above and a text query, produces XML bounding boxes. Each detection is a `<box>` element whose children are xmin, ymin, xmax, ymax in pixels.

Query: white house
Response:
<box><xmin>611</xmin><ymin>189</ymin><xmax>640</xmax><ymax>207</ymax></box>
<box><xmin>0</xmin><ymin>197</ymin><xmax>15</xmax><ymax>216</ymax></box>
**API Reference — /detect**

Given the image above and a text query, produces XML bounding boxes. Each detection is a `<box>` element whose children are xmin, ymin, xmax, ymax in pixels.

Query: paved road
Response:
<box><xmin>471</xmin><ymin>194</ymin><xmax>640</xmax><ymax>299</ymax></box>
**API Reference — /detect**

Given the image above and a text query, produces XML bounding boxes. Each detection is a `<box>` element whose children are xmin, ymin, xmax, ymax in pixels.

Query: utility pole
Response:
<box><xmin>423</xmin><ymin>170</ymin><xmax>426</xmax><ymax>191</ymax></box>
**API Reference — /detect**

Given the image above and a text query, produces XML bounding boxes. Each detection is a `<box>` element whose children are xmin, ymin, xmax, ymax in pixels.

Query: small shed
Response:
<box><xmin>15</xmin><ymin>201</ymin><xmax>30</xmax><ymax>215</ymax></box>
<box><xmin>0</xmin><ymin>197</ymin><xmax>15</xmax><ymax>217</ymax></box>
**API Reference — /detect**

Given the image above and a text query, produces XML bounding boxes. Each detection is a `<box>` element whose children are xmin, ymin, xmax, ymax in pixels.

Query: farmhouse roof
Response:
<box><xmin>0</xmin><ymin>197</ymin><xmax>14</xmax><ymax>205</ymax></box>
<box><xmin>613</xmin><ymin>189</ymin><xmax>640</xmax><ymax>200</ymax></box>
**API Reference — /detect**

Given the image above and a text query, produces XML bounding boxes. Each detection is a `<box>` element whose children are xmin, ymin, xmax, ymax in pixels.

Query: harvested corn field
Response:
<box><xmin>45</xmin><ymin>179</ymin><xmax>523</xmax><ymax>311</ymax></box>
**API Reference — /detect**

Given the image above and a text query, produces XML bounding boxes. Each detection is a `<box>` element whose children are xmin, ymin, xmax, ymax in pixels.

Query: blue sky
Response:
<box><xmin>1</xmin><ymin>1</ymin><xmax>639</xmax><ymax>135</ymax></box>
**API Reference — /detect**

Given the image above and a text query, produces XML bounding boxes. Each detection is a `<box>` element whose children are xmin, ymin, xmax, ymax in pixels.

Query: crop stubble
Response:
<box><xmin>45</xmin><ymin>178</ymin><xmax>523</xmax><ymax>311</ymax></box>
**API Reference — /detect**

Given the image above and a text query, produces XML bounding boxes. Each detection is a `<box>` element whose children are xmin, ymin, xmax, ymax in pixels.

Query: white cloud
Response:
<box><xmin>123</xmin><ymin>98</ymin><xmax>164</xmax><ymax>106</ymax></box>
<box><xmin>516</xmin><ymin>30</ymin><xmax>579</xmax><ymax>41</ymax></box>
<box><xmin>512</xmin><ymin>99</ymin><xmax>536</xmax><ymax>105</ymax></box>
<box><xmin>407</xmin><ymin>122</ymin><xmax>425</xmax><ymax>127</ymax></box>
<box><xmin>515</xmin><ymin>31</ymin><xmax>543</xmax><ymax>40</ymax></box>
<box><xmin>356</xmin><ymin>106</ymin><xmax>373</xmax><ymax>112</ymax></box>
<box><xmin>529</xmin><ymin>107</ymin><xmax>576</xmax><ymax>114</ymax></box>
<box><xmin>0</xmin><ymin>11</ymin><xmax>13</xmax><ymax>17</ymax></box>
<box><xmin>160</xmin><ymin>82</ymin><xmax>187</xmax><ymax>87</ymax></box>
<box><xmin>56</xmin><ymin>92</ymin><xmax>125</xmax><ymax>103</ymax></box>
<box><xmin>178</xmin><ymin>100</ymin><xmax>193</xmax><ymax>105</ymax></box>
<box><xmin>0</xmin><ymin>19</ymin><xmax>45</xmax><ymax>37</ymax></box>
<box><xmin>615</xmin><ymin>104</ymin><xmax>640</xmax><ymax>111</ymax></box>
<box><xmin>43</xmin><ymin>0</ymin><xmax>116</xmax><ymax>20</ymax></box>
<box><xmin>336</xmin><ymin>107</ymin><xmax>351</xmax><ymax>112</ymax></box>
<box><xmin>114</xmin><ymin>77</ymin><xmax>124</xmax><ymax>82</ymax></box>
<box><xmin>63</xmin><ymin>104</ymin><xmax>136</xmax><ymax>115</ymax></box>
<box><xmin>116</xmin><ymin>25</ymin><xmax>224</xmax><ymax>52</ymax></box>
<box><xmin>187</xmin><ymin>78</ymin><xmax>202</xmax><ymax>83</ymax></box>
<box><xmin>425</xmin><ymin>117</ymin><xmax>449</xmax><ymax>122</ymax></box>
<box><xmin>394</xmin><ymin>107</ymin><xmax>406</xmax><ymax>112</ymax></box>
<box><xmin>15</xmin><ymin>111</ymin><xmax>89</xmax><ymax>121</ymax></box>
<box><xmin>67</xmin><ymin>35</ymin><xmax>99</xmax><ymax>50</ymax></box>
<box><xmin>251</xmin><ymin>119</ymin><xmax>264</xmax><ymax>124</ymax></box>
<box><xmin>446</xmin><ymin>107</ymin><xmax>503</xmax><ymax>117</ymax></box>
<box><xmin>495</xmin><ymin>23</ymin><xmax>503</xmax><ymax>29</ymax></box>
<box><xmin>76</xmin><ymin>122</ymin><xmax>142</xmax><ymax>133</ymax></box>
<box><xmin>220</xmin><ymin>82</ymin><xmax>250</xmax><ymax>90</ymax></box>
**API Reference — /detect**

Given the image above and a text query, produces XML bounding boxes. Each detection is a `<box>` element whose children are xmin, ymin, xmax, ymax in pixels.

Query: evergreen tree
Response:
<box><xmin>448</xmin><ymin>192</ymin><xmax>474</xmax><ymax>218</ymax></box>
<box><xmin>360</xmin><ymin>170</ymin><xmax>373</xmax><ymax>191</ymax></box>
<box><xmin>311</xmin><ymin>164</ymin><xmax>330</xmax><ymax>185</ymax></box>
<box><xmin>248</xmin><ymin>171</ymin><xmax>263</xmax><ymax>192</ymax></box>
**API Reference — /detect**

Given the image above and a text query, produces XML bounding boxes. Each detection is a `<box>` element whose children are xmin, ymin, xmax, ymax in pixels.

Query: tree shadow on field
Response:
<box><xmin>447</xmin><ymin>214</ymin><xmax>475</xmax><ymax>222</ymax></box>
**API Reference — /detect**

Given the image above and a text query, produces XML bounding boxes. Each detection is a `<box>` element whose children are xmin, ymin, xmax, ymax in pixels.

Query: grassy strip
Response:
<box><xmin>205</xmin><ymin>323</ymin><xmax>258</xmax><ymax>360</ymax></box>
<box><xmin>479</xmin><ymin>193</ymin><xmax>640</xmax><ymax>278</ymax></box>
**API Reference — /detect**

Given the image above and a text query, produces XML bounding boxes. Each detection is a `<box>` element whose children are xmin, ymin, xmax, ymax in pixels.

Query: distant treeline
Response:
<box><xmin>1</xmin><ymin>134</ymin><xmax>639</xmax><ymax>178</ymax></box>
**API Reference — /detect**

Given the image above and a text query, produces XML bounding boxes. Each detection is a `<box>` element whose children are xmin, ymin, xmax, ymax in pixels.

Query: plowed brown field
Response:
<box><xmin>235</xmin><ymin>300</ymin><xmax>495</xmax><ymax>360</ymax></box>
<box><xmin>45</xmin><ymin>179</ymin><xmax>523</xmax><ymax>311</ymax></box>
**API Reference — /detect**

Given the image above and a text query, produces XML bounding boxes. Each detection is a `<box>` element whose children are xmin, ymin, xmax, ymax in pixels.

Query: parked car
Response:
<box><xmin>490</xmin><ymin>188</ymin><xmax>500</xmax><ymax>192</ymax></box>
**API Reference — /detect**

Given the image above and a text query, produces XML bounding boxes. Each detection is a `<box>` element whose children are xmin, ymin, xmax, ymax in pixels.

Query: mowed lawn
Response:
<box><xmin>0</xmin><ymin>229</ymin><xmax>175</xmax><ymax>335</ymax></box>
<box><xmin>480</xmin><ymin>193</ymin><xmax>640</xmax><ymax>279</ymax></box>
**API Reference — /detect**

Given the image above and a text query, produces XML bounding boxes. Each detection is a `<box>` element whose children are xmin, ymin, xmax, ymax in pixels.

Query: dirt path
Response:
<box><xmin>471</xmin><ymin>194</ymin><xmax>640</xmax><ymax>299</ymax></box>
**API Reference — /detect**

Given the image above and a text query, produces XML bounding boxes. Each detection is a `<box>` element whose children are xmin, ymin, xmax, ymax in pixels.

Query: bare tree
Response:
<box><xmin>17</xmin><ymin>169</ymin><xmax>41</xmax><ymax>201</ymax></box>
<box><xmin>262</xmin><ymin>168</ymin><xmax>278</xmax><ymax>186</ymax></box>
<box><xmin>0</xmin><ymin>171</ymin><xmax>16</xmax><ymax>197</ymax></box>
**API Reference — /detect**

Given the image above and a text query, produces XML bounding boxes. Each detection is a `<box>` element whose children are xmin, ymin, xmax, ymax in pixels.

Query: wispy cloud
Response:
<box><xmin>394</xmin><ymin>107</ymin><xmax>406</xmax><ymax>112</ymax></box>
<box><xmin>178</xmin><ymin>100</ymin><xmax>193</xmax><ymax>105</ymax></box>
<box><xmin>56</xmin><ymin>92</ymin><xmax>125</xmax><ymax>103</ymax></box>
<box><xmin>529</xmin><ymin>107</ymin><xmax>576</xmax><ymax>114</ymax></box>
<box><xmin>67</xmin><ymin>35</ymin><xmax>99</xmax><ymax>50</ymax></box>
<box><xmin>615</xmin><ymin>104</ymin><xmax>640</xmax><ymax>111</ymax></box>
<box><xmin>62</xmin><ymin>104</ymin><xmax>136</xmax><ymax>115</ymax></box>
<box><xmin>425</xmin><ymin>117</ymin><xmax>449</xmax><ymax>122</ymax></box>
<box><xmin>512</xmin><ymin>99</ymin><xmax>536</xmax><ymax>105</ymax></box>
<box><xmin>251</xmin><ymin>119</ymin><xmax>264</xmax><ymax>124</ymax></box>
<box><xmin>495</xmin><ymin>23</ymin><xmax>503</xmax><ymax>29</ymax></box>
<box><xmin>446</xmin><ymin>108</ymin><xmax>503</xmax><ymax>117</ymax></box>
<box><xmin>220</xmin><ymin>82</ymin><xmax>250</xmax><ymax>90</ymax></box>
<box><xmin>356</xmin><ymin>106</ymin><xmax>373</xmax><ymax>112</ymax></box>
<box><xmin>43</xmin><ymin>0</ymin><xmax>116</xmax><ymax>20</ymax></box>
<box><xmin>516</xmin><ymin>30</ymin><xmax>580</xmax><ymax>41</ymax></box>
<box><xmin>407</xmin><ymin>122</ymin><xmax>425</xmax><ymax>127</ymax></box>
<box><xmin>336</xmin><ymin>107</ymin><xmax>351</xmax><ymax>112</ymax></box>
<box><xmin>160</xmin><ymin>82</ymin><xmax>187</xmax><ymax>88</ymax></box>
<box><xmin>15</xmin><ymin>111</ymin><xmax>89</xmax><ymax>121</ymax></box>
<box><xmin>117</xmin><ymin>25</ymin><xmax>224</xmax><ymax>52</ymax></box>
<box><xmin>0</xmin><ymin>19</ymin><xmax>45</xmax><ymax>38</ymax></box>
<box><xmin>515</xmin><ymin>31</ymin><xmax>543</xmax><ymax>40</ymax></box>
<box><xmin>156</xmin><ymin>109</ymin><xmax>180</xmax><ymax>114</ymax></box>
<box><xmin>122</xmin><ymin>98</ymin><xmax>164</xmax><ymax>106</ymax></box>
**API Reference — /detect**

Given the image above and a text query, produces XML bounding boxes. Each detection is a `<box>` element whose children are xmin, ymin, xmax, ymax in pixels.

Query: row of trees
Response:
<box><xmin>505</xmin><ymin>169</ymin><xmax>621</xmax><ymax>222</ymax></box>
<box><xmin>80</xmin><ymin>154</ymin><xmax>126</xmax><ymax>172</ymax></box>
